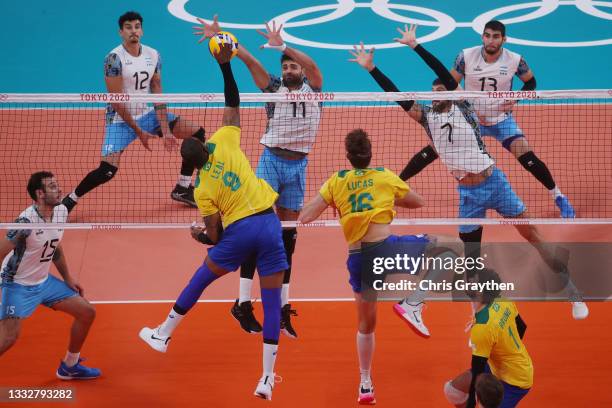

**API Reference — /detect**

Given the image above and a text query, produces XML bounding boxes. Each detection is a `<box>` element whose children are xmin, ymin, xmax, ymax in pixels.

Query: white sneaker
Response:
<box><xmin>393</xmin><ymin>301</ymin><xmax>430</xmax><ymax>338</ymax></box>
<box><xmin>571</xmin><ymin>302</ymin><xmax>589</xmax><ymax>320</ymax></box>
<box><xmin>139</xmin><ymin>326</ymin><xmax>171</xmax><ymax>353</ymax></box>
<box><xmin>358</xmin><ymin>380</ymin><xmax>376</xmax><ymax>405</ymax></box>
<box><xmin>254</xmin><ymin>374</ymin><xmax>279</xmax><ymax>400</ymax></box>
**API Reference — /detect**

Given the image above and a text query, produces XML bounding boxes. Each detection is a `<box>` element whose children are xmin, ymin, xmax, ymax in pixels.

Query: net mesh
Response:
<box><xmin>0</xmin><ymin>90</ymin><xmax>610</xmax><ymax>228</ymax></box>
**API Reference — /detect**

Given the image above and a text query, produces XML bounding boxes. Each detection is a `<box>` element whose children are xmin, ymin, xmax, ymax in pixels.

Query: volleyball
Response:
<box><xmin>208</xmin><ymin>31</ymin><xmax>239</xmax><ymax>59</ymax></box>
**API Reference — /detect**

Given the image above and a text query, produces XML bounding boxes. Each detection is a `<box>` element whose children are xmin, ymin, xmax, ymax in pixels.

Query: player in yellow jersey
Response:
<box><xmin>443</xmin><ymin>269</ymin><xmax>532</xmax><ymax>408</ymax></box>
<box><xmin>300</xmin><ymin>129</ymin><xmax>463</xmax><ymax>404</ymax></box>
<box><xmin>139</xmin><ymin>43</ymin><xmax>287</xmax><ymax>401</ymax></box>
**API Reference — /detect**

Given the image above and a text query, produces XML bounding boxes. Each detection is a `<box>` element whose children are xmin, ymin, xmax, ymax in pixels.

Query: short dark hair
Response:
<box><xmin>119</xmin><ymin>11</ymin><xmax>143</xmax><ymax>29</ymax></box>
<box><xmin>432</xmin><ymin>78</ymin><xmax>445</xmax><ymax>87</ymax></box>
<box><xmin>476</xmin><ymin>373</ymin><xmax>504</xmax><ymax>408</ymax></box>
<box><xmin>280</xmin><ymin>54</ymin><xmax>296</xmax><ymax>65</ymax></box>
<box><xmin>345</xmin><ymin>129</ymin><xmax>372</xmax><ymax>169</ymax></box>
<box><xmin>484</xmin><ymin>20</ymin><xmax>505</xmax><ymax>37</ymax></box>
<box><xmin>27</xmin><ymin>171</ymin><xmax>54</xmax><ymax>201</ymax></box>
<box><xmin>181</xmin><ymin>137</ymin><xmax>209</xmax><ymax>170</ymax></box>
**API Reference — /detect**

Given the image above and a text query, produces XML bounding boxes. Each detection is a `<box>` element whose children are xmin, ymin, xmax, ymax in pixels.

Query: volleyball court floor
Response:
<box><xmin>1</xmin><ymin>106</ymin><xmax>612</xmax><ymax>407</ymax></box>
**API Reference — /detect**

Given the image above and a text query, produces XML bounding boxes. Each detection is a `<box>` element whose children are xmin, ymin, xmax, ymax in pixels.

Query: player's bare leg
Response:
<box><xmin>355</xmin><ymin>292</ymin><xmax>377</xmax><ymax>404</ymax></box>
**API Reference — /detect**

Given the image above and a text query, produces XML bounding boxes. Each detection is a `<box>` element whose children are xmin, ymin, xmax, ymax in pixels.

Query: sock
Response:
<box><xmin>68</xmin><ymin>192</ymin><xmax>79</xmax><ymax>202</ymax></box>
<box><xmin>263</xmin><ymin>343</ymin><xmax>279</xmax><ymax>376</ymax></box>
<box><xmin>158</xmin><ymin>306</ymin><xmax>186</xmax><ymax>337</ymax></box>
<box><xmin>239</xmin><ymin>277</ymin><xmax>254</xmax><ymax>304</ymax></box>
<box><xmin>261</xmin><ymin>287</ymin><xmax>282</xmax><ymax>343</ymax></box>
<box><xmin>64</xmin><ymin>351</ymin><xmax>80</xmax><ymax>367</ymax></box>
<box><xmin>281</xmin><ymin>283</ymin><xmax>290</xmax><ymax>307</ymax></box>
<box><xmin>518</xmin><ymin>151</ymin><xmax>556</xmax><ymax>190</ymax></box>
<box><xmin>177</xmin><ymin>175</ymin><xmax>191</xmax><ymax>188</ymax></box>
<box><xmin>175</xmin><ymin>262</ymin><xmax>220</xmax><ymax>313</ymax></box>
<box><xmin>549</xmin><ymin>186</ymin><xmax>562</xmax><ymax>199</ymax></box>
<box><xmin>356</xmin><ymin>331</ymin><xmax>375</xmax><ymax>383</ymax></box>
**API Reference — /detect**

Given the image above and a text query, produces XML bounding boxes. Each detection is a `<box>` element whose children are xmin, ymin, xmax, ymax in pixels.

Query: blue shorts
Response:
<box><xmin>102</xmin><ymin>110</ymin><xmax>178</xmax><ymax>156</ymax></box>
<box><xmin>484</xmin><ymin>364</ymin><xmax>531</xmax><ymax>407</ymax></box>
<box><xmin>480</xmin><ymin>115</ymin><xmax>524</xmax><ymax>149</ymax></box>
<box><xmin>208</xmin><ymin>210</ymin><xmax>288</xmax><ymax>276</ymax></box>
<box><xmin>346</xmin><ymin>234</ymin><xmax>430</xmax><ymax>293</ymax></box>
<box><xmin>458</xmin><ymin>167</ymin><xmax>526</xmax><ymax>234</ymax></box>
<box><xmin>0</xmin><ymin>275</ymin><xmax>77</xmax><ymax>319</ymax></box>
<box><xmin>256</xmin><ymin>147</ymin><xmax>307</xmax><ymax>212</ymax></box>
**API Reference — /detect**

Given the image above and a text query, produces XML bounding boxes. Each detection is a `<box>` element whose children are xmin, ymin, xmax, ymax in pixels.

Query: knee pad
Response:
<box><xmin>98</xmin><ymin>161</ymin><xmax>118</xmax><ymax>183</ymax></box>
<box><xmin>444</xmin><ymin>381</ymin><xmax>468</xmax><ymax>405</ymax></box>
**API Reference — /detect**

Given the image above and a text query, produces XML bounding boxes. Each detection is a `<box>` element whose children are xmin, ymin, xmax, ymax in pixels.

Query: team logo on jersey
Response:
<box><xmin>500</xmin><ymin>65</ymin><xmax>509</xmax><ymax>76</ymax></box>
<box><xmin>474</xmin><ymin>65</ymin><xmax>483</xmax><ymax>72</ymax></box>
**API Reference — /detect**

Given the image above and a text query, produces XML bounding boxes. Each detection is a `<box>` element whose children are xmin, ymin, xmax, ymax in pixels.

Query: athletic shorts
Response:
<box><xmin>207</xmin><ymin>209</ymin><xmax>288</xmax><ymax>276</ymax></box>
<box><xmin>484</xmin><ymin>363</ymin><xmax>531</xmax><ymax>407</ymax></box>
<box><xmin>256</xmin><ymin>147</ymin><xmax>308</xmax><ymax>212</ymax></box>
<box><xmin>480</xmin><ymin>115</ymin><xmax>524</xmax><ymax>150</ymax></box>
<box><xmin>458</xmin><ymin>167</ymin><xmax>526</xmax><ymax>234</ymax></box>
<box><xmin>346</xmin><ymin>234</ymin><xmax>430</xmax><ymax>293</ymax></box>
<box><xmin>102</xmin><ymin>110</ymin><xmax>178</xmax><ymax>156</ymax></box>
<box><xmin>0</xmin><ymin>275</ymin><xmax>77</xmax><ymax>319</ymax></box>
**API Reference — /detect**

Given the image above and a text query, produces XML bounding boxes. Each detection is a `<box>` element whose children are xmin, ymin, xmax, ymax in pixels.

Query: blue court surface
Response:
<box><xmin>1</xmin><ymin>1</ymin><xmax>611</xmax><ymax>93</ymax></box>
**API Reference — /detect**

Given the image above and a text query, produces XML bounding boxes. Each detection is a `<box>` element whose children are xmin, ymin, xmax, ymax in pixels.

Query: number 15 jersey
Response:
<box><xmin>1</xmin><ymin>205</ymin><xmax>68</xmax><ymax>286</ymax></box>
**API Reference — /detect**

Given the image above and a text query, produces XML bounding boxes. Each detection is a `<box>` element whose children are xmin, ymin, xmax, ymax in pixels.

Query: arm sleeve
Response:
<box><xmin>467</xmin><ymin>355</ymin><xmax>489</xmax><ymax>408</ymax></box>
<box><xmin>453</xmin><ymin>51</ymin><xmax>466</xmax><ymax>75</ymax></box>
<box><xmin>104</xmin><ymin>53</ymin><xmax>122</xmax><ymax>77</ymax></box>
<box><xmin>262</xmin><ymin>74</ymin><xmax>282</xmax><ymax>93</ymax></box>
<box><xmin>6</xmin><ymin>217</ymin><xmax>32</xmax><ymax>243</ymax></box>
<box><xmin>369</xmin><ymin>67</ymin><xmax>414</xmax><ymax>111</ymax></box>
<box><xmin>515</xmin><ymin>314</ymin><xmax>527</xmax><ymax>339</ymax></box>
<box><xmin>413</xmin><ymin>44</ymin><xmax>458</xmax><ymax>91</ymax></box>
<box><xmin>521</xmin><ymin>76</ymin><xmax>536</xmax><ymax>91</ymax></box>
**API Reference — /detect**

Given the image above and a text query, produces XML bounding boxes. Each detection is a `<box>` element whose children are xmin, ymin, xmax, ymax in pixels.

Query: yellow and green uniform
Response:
<box><xmin>194</xmin><ymin>126</ymin><xmax>278</xmax><ymax>227</ymax></box>
<box><xmin>470</xmin><ymin>299</ymin><xmax>533</xmax><ymax>389</ymax></box>
<box><xmin>319</xmin><ymin>167</ymin><xmax>409</xmax><ymax>244</ymax></box>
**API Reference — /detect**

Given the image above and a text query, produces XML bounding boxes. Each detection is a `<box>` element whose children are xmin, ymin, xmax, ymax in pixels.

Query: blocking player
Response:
<box><xmin>195</xmin><ymin>16</ymin><xmax>323</xmax><ymax>337</ymax></box>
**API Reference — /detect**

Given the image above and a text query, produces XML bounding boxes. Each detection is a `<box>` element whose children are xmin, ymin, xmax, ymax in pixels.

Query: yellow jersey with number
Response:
<box><xmin>470</xmin><ymin>299</ymin><xmax>533</xmax><ymax>389</ymax></box>
<box><xmin>194</xmin><ymin>126</ymin><xmax>278</xmax><ymax>227</ymax></box>
<box><xmin>319</xmin><ymin>167</ymin><xmax>409</xmax><ymax>244</ymax></box>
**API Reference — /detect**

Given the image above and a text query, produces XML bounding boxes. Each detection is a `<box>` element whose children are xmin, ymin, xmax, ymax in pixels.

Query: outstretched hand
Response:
<box><xmin>213</xmin><ymin>42</ymin><xmax>235</xmax><ymax>64</ymax></box>
<box><xmin>394</xmin><ymin>23</ymin><xmax>419</xmax><ymax>49</ymax></box>
<box><xmin>257</xmin><ymin>20</ymin><xmax>285</xmax><ymax>49</ymax></box>
<box><xmin>348</xmin><ymin>42</ymin><xmax>375</xmax><ymax>71</ymax></box>
<box><xmin>194</xmin><ymin>15</ymin><xmax>221</xmax><ymax>43</ymax></box>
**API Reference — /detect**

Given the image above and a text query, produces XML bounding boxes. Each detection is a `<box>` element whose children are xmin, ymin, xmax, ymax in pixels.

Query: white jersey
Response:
<box><xmin>260</xmin><ymin>76</ymin><xmax>322</xmax><ymax>154</ymax></box>
<box><xmin>1</xmin><ymin>205</ymin><xmax>68</xmax><ymax>286</ymax></box>
<box><xmin>460</xmin><ymin>46</ymin><xmax>523</xmax><ymax>125</ymax></box>
<box><xmin>419</xmin><ymin>101</ymin><xmax>494</xmax><ymax>179</ymax></box>
<box><xmin>104</xmin><ymin>44</ymin><xmax>161</xmax><ymax>124</ymax></box>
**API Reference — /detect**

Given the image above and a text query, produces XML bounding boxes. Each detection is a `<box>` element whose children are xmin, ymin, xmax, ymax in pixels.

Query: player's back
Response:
<box><xmin>319</xmin><ymin>167</ymin><xmax>408</xmax><ymax>244</ymax></box>
<box><xmin>194</xmin><ymin>126</ymin><xmax>278</xmax><ymax>227</ymax></box>
<box><xmin>1</xmin><ymin>205</ymin><xmax>68</xmax><ymax>286</ymax></box>
<box><xmin>471</xmin><ymin>299</ymin><xmax>533</xmax><ymax>389</ymax></box>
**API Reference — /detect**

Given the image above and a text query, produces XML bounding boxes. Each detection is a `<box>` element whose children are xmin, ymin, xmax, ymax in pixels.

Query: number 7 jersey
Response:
<box><xmin>1</xmin><ymin>205</ymin><xmax>68</xmax><ymax>286</ymax></box>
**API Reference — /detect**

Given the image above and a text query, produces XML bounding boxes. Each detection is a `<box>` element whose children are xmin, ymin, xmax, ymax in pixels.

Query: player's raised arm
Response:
<box><xmin>348</xmin><ymin>42</ymin><xmax>422</xmax><ymax>122</ymax></box>
<box><xmin>258</xmin><ymin>21</ymin><xmax>323</xmax><ymax>90</ymax></box>
<box><xmin>194</xmin><ymin>15</ymin><xmax>270</xmax><ymax>89</ymax></box>
<box><xmin>213</xmin><ymin>43</ymin><xmax>240</xmax><ymax>127</ymax></box>
<box><xmin>395</xmin><ymin>24</ymin><xmax>459</xmax><ymax>92</ymax></box>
